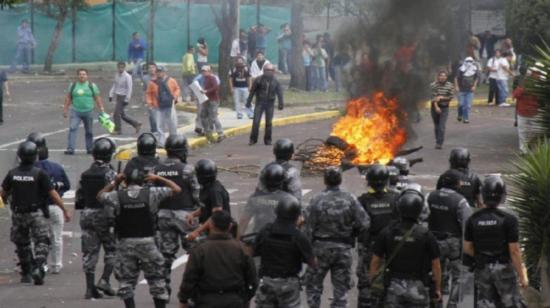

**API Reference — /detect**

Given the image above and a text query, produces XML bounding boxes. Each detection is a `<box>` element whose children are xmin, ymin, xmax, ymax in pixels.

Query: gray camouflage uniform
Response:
<box><xmin>11</xmin><ymin>212</ymin><xmax>50</xmax><ymax>270</ymax></box>
<box><xmin>257</xmin><ymin>160</ymin><xmax>303</xmax><ymax>201</ymax></box>
<box><xmin>79</xmin><ymin>165</ymin><xmax>117</xmax><ymax>274</ymax></box>
<box><xmin>475</xmin><ymin>263</ymin><xmax>525</xmax><ymax>308</ymax></box>
<box><xmin>304</xmin><ymin>187</ymin><xmax>370</xmax><ymax>308</ymax></box>
<box><xmin>99</xmin><ymin>185</ymin><xmax>172</xmax><ymax>301</ymax></box>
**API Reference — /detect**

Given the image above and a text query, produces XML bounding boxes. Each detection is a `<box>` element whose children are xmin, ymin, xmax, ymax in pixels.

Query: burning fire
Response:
<box><xmin>314</xmin><ymin>92</ymin><xmax>407</xmax><ymax>166</ymax></box>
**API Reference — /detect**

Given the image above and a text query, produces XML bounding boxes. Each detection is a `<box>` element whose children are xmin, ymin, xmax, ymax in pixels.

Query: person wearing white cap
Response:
<box><xmin>454</xmin><ymin>57</ymin><xmax>480</xmax><ymax>124</ymax></box>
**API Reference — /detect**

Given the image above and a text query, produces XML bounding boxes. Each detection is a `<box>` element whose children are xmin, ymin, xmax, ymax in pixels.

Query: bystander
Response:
<box><xmin>455</xmin><ymin>57</ymin><xmax>480</xmax><ymax>123</ymax></box>
<box><xmin>431</xmin><ymin>71</ymin><xmax>454</xmax><ymax>149</ymax></box>
<box><xmin>109</xmin><ymin>62</ymin><xmax>141</xmax><ymax>135</ymax></box>
<box><xmin>196</xmin><ymin>38</ymin><xmax>209</xmax><ymax>72</ymax></box>
<box><xmin>181</xmin><ymin>46</ymin><xmax>197</xmax><ymax>103</ymax></box>
<box><xmin>277</xmin><ymin>23</ymin><xmax>292</xmax><ymax>74</ymax></box>
<box><xmin>128</xmin><ymin>32</ymin><xmax>147</xmax><ymax>78</ymax></box>
<box><xmin>146</xmin><ymin>66</ymin><xmax>180</xmax><ymax>147</ymax></box>
<box><xmin>0</xmin><ymin>70</ymin><xmax>10</xmax><ymax>124</ymax></box>
<box><xmin>229</xmin><ymin>57</ymin><xmax>253</xmax><ymax>119</ymax></box>
<box><xmin>10</xmin><ymin>20</ymin><xmax>36</xmax><ymax>73</ymax></box>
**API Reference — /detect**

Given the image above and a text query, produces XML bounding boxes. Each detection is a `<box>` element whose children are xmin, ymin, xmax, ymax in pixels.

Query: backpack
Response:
<box><xmin>155</xmin><ymin>78</ymin><xmax>174</xmax><ymax>109</ymax></box>
<box><xmin>70</xmin><ymin>81</ymin><xmax>96</xmax><ymax>98</ymax></box>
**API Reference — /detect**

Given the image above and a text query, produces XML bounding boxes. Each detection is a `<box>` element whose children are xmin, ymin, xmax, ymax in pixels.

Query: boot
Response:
<box><xmin>124</xmin><ymin>298</ymin><xmax>136</xmax><ymax>308</ymax></box>
<box><xmin>153</xmin><ymin>298</ymin><xmax>166</xmax><ymax>308</ymax></box>
<box><xmin>96</xmin><ymin>264</ymin><xmax>116</xmax><ymax>296</ymax></box>
<box><xmin>85</xmin><ymin>273</ymin><xmax>103</xmax><ymax>299</ymax></box>
<box><xmin>31</xmin><ymin>264</ymin><xmax>45</xmax><ymax>285</ymax></box>
<box><xmin>20</xmin><ymin>262</ymin><xmax>32</xmax><ymax>283</ymax></box>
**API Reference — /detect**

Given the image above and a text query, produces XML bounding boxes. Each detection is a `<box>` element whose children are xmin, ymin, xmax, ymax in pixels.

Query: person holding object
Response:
<box><xmin>109</xmin><ymin>62</ymin><xmax>142</xmax><ymax>135</ymax></box>
<box><xmin>200</xmin><ymin>66</ymin><xmax>225</xmax><ymax>143</ymax></box>
<box><xmin>247</xmin><ymin>64</ymin><xmax>284</xmax><ymax>146</ymax></box>
<box><xmin>430</xmin><ymin>71</ymin><xmax>454</xmax><ymax>150</ymax></box>
<box><xmin>63</xmin><ymin>68</ymin><xmax>105</xmax><ymax>155</ymax></box>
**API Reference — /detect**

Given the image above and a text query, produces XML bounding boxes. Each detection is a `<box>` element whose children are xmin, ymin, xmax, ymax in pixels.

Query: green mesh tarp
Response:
<box><xmin>0</xmin><ymin>2</ymin><xmax>290</xmax><ymax>66</ymax></box>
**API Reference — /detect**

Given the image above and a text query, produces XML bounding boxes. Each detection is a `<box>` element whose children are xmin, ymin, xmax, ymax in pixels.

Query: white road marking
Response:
<box><xmin>139</xmin><ymin>254</ymin><xmax>189</xmax><ymax>285</ymax></box>
<box><xmin>0</xmin><ymin>127</ymin><xmax>70</xmax><ymax>149</ymax></box>
<box><xmin>227</xmin><ymin>189</ymin><xmax>238</xmax><ymax>194</ymax></box>
<box><xmin>62</xmin><ymin>231</ymin><xmax>81</xmax><ymax>238</ymax></box>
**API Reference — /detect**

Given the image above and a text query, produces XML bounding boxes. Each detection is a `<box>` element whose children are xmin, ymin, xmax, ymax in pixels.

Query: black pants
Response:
<box><xmin>195</xmin><ymin>293</ymin><xmax>244</xmax><ymax>308</ymax></box>
<box><xmin>488</xmin><ymin>78</ymin><xmax>499</xmax><ymax>104</ymax></box>
<box><xmin>431</xmin><ymin>107</ymin><xmax>449</xmax><ymax>146</ymax></box>
<box><xmin>249</xmin><ymin>102</ymin><xmax>275</xmax><ymax>144</ymax></box>
<box><xmin>114</xmin><ymin>95</ymin><xmax>140</xmax><ymax>133</ymax></box>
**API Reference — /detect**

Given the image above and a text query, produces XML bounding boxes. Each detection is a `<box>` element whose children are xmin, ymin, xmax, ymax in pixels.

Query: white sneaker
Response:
<box><xmin>499</xmin><ymin>103</ymin><xmax>511</xmax><ymax>107</ymax></box>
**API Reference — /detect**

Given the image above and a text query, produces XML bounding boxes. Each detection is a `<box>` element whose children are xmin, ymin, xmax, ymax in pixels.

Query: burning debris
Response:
<box><xmin>294</xmin><ymin>92</ymin><xmax>413</xmax><ymax>175</ymax></box>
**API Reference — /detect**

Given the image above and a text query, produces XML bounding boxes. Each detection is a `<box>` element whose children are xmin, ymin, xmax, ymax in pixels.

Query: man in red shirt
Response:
<box><xmin>513</xmin><ymin>75</ymin><xmax>539</xmax><ymax>154</ymax></box>
<box><xmin>200</xmin><ymin>66</ymin><xmax>225</xmax><ymax>143</ymax></box>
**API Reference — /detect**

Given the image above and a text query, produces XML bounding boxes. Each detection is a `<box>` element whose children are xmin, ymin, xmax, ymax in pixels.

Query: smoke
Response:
<box><xmin>335</xmin><ymin>0</ymin><xmax>469</xmax><ymax>140</ymax></box>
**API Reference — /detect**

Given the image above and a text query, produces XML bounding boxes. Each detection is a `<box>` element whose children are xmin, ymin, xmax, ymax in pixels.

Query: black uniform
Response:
<box><xmin>438</xmin><ymin>168</ymin><xmax>481</xmax><ymax>208</ymax></box>
<box><xmin>246</xmin><ymin>75</ymin><xmax>284</xmax><ymax>145</ymax></box>
<box><xmin>198</xmin><ymin>179</ymin><xmax>230</xmax><ymax>224</ymax></box>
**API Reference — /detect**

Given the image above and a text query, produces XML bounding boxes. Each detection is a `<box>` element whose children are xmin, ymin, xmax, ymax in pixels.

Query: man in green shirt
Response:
<box><xmin>63</xmin><ymin>68</ymin><xmax>105</xmax><ymax>155</ymax></box>
<box><xmin>181</xmin><ymin>46</ymin><xmax>196</xmax><ymax>102</ymax></box>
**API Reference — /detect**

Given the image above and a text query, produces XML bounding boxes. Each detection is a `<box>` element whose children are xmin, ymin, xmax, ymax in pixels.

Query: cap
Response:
<box><xmin>201</xmin><ymin>65</ymin><xmax>211</xmax><ymax>72</ymax></box>
<box><xmin>465</xmin><ymin>57</ymin><xmax>474</xmax><ymax>62</ymax></box>
<box><xmin>157</xmin><ymin>65</ymin><xmax>167</xmax><ymax>72</ymax></box>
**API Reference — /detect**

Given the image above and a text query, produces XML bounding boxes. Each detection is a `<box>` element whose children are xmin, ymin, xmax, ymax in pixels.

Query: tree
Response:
<box><xmin>210</xmin><ymin>0</ymin><xmax>239</xmax><ymax>103</ymax></box>
<box><xmin>289</xmin><ymin>0</ymin><xmax>305</xmax><ymax>89</ymax></box>
<box><xmin>506</xmin><ymin>0</ymin><xmax>550</xmax><ymax>55</ymax></box>
<box><xmin>36</xmin><ymin>0</ymin><xmax>87</xmax><ymax>72</ymax></box>
<box><xmin>0</xmin><ymin>0</ymin><xmax>20</xmax><ymax>9</ymax></box>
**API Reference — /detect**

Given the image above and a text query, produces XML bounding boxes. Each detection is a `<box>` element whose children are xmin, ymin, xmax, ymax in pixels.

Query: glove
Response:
<box><xmin>109</xmin><ymin>97</ymin><xmax>112</xmax><ymax>102</ymax></box>
<box><xmin>278</xmin><ymin>104</ymin><xmax>284</xmax><ymax>111</ymax></box>
<box><xmin>246</xmin><ymin>102</ymin><xmax>252</xmax><ymax>109</ymax></box>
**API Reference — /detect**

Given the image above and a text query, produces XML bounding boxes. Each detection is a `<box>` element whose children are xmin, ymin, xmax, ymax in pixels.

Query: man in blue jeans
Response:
<box><xmin>63</xmin><ymin>69</ymin><xmax>105</xmax><ymax>155</ymax></box>
<box><xmin>10</xmin><ymin>20</ymin><xmax>36</xmax><ymax>73</ymax></box>
<box><xmin>455</xmin><ymin>57</ymin><xmax>479</xmax><ymax>124</ymax></box>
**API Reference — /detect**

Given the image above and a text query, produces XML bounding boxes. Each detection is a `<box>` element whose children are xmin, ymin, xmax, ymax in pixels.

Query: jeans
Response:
<box><xmin>458</xmin><ymin>91</ymin><xmax>474</xmax><ymax>121</ymax></box>
<box><xmin>195</xmin><ymin>101</ymin><xmax>203</xmax><ymax>131</ymax></box>
<box><xmin>155</xmin><ymin>105</ymin><xmax>178</xmax><ymax>147</ymax></box>
<box><xmin>10</xmin><ymin>44</ymin><xmax>32</xmax><ymax>72</ymax></box>
<box><xmin>488</xmin><ymin>78</ymin><xmax>499</xmax><ymax>104</ymax></box>
<box><xmin>305</xmin><ymin>65</ymin><xmax>313</xmax><ymax>91</ymax></box>
<box><xmin>48</xmin><ymin>205</ymin><xmax>64</xmax><ymax>271</ymax></box>
<box><xmin>148</xmin><ymin>107</ymin><xmax>158</xmax><ymax>133</ymax></box>
<box><xmin>233</xmin><ymin>87</ymin><xmax>253</xmax><ymax>118</ymax></box>
<box><xmin>67</xmin><ymin>109</ymin><xmax>94</xmax><ymax>152</ymax></box>
<box><xmin>113</xmin><ymin>95</ymin><xmax>140</xmax><ymax>133</ymax></box>
<box><xmin>130</xmin><ymin>58</ymin><xmax>143</xmax><ymax>78</ymax></box>
<box><xmin>200</xmin><ymin>100</ymin><xmax>223</xmax><ymax>136</ymax></box>
<box><xmin>333</xmin><ymin>65</ymin><xmax>343</xmax><ymax>92</ymax></box>
<box><xmin>278</xmin><ymin>48</ymin><xmax>290</xmax><ymax>74</ymax></box>
<box><xmin>431</xmin><ymin>107</ymin><xmax>449</xmax><ymax>146</ymax></box>
<box><xmin>517</xmin><ymin>115</ymin><xmax>537</xmax><ymax>154</ymax></box>
<box><xmin>312</xmin><ymin>66</ymin><xmax>327</xmax><ymax>91</ymax></box>
<box><xmin>496</xmin><ymin>79</ymin><xmax>509</xmax><ymax>105</ymax></box>
<box><xmin>250</xmin><ymin>101</ymin><xmax>275</xmax><ymax>144</ymax></box>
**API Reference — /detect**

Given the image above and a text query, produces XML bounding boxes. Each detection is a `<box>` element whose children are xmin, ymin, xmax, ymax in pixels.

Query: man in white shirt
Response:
<box><xmin>250</xmin><ymin>51</ymin><xmax>271</xmax><ymax>79</ymax></box>
<box><xmin>486</xmin><ymin>49</ymin><xmax>501</xmax><ymax>105</ymax></box>
<box><xmin>495</xmin><ymin>51</ymin><xmax>514</xmax><ymax>107</ymax></box>
<box><xmin>109</xmin><ymin>62</ymin><xmax>142</xmax><ymax>135</ymax></box>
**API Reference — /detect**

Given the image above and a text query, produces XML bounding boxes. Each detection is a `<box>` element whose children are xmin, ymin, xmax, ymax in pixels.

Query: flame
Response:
<box><xmin>329</xmin><ymin>92</ymin><xmax>407</xmax><ymax>165</ymax></box>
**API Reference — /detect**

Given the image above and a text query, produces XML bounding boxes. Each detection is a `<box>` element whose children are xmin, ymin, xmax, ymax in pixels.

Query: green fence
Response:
<box><xmin>0</xmin><ymin>2</ymin><xmax>290</xmax><ymax>66</ymax></box>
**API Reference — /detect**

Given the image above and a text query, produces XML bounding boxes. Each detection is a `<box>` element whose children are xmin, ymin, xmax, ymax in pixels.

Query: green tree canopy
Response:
<box><xmin>506</xmin><ymin>0</ymin><xmax>550</xmax><ymax>55</ymax></box>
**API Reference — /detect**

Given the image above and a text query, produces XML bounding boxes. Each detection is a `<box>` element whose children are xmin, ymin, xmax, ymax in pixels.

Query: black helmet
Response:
<box><xmin>137</xmin><ymin>133</ymin><xmax>157</xmax><ymax>156</ymax></box>
<box><xmin>273</xmin><ymin>138</ymin><xmax>294</xmax><ymax>161</ymax></box>
<box><xmin>324</xmin><ymin>166</ymin><xmax>342</xmax><ymax>187</ymax></box>
<box><xmin>438</xmin><ymin>169</ymin><xmax>462</xmax><ymax>190</ymax></box>
<box><xmin>482</xmin><ymin>175</ymin><xmax>506</xmax><ymax>207</ymax></box>
<box><xmin>387</xmin><ymin>165</ymin><xmax>399</xmax><ymax>186</ymax></box>
<box><xmin>367</xmin><ymin>164</ymin><xmax>389</xmax><ymax>192</ymax></box>
<box><xmin>17</xmin><ymin>141</ymin><xmax>38</xmax><ymax>165</ymax></box>
<box><xmin>396</xmin><ymin>188</ymin><xmax>424</xmax><ymax>221</ymax></box>
<box><xmin>449</xmin><ymin>147</ymin><xmax>470</xmax><ymax>169</ymax></box>
<box><xmin>93</xmin><ymin>137</ymin><xmax>116</xmax><ymax>162</ymax></box>
<box><xmin>392</xmin><ymin>157</ymin><xmax>410</xmax><ymax>176</ymax></box>
<box><xmin>276</xmin><ymin>194</ymin><xmax>301</xmax><ymax>222</ymax></box>
<box><xmin>27</xmin><ymin>132</ymin><xmax>48</xmax><ymax>160</ymax></box>
<box><xmin>124</xmin><ymin>168</ymin><xmax>146</xmax><ymax>186</ymax></box>
<box><xmin>196</xmin><ymin>159</ymin><xmax>217</xmax><ymax>185</ymax></box>
<box><xmin>263</xmin><ymin>163</ymin><xmax>285</xmax><ymax>190</ymax></box>
<box><xmin>165</xmin><ymin>134</ymin><xmax>188</xmax><ymax>162</ymax></box>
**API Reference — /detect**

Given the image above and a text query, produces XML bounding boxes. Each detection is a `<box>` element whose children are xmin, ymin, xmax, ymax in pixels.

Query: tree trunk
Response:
<box><xmin>212</xmin><ymin>0</ymin><xmax>238</xmax><ymax>104</ymax></box>
<box><xmin>289</xmin><ymin>0</ymin><xmax>305</xmax><ymax>90</ymax></box>
<box><xmin>44</xmin><ymin>12</ymin><xmax>67</xmax><ymax>72</ymax></box>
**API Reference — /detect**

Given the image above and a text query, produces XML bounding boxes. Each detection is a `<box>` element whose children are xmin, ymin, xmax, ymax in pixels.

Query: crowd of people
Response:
<box><xmin>0</xmin><ymin>129</ymin><xmax>529</xmax><ymax>308</ymax></box>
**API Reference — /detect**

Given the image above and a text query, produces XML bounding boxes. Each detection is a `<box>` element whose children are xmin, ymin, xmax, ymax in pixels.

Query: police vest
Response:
<box><xmin>80</xmin><ymin>164</ymin><xmax>111</xmax><ymax>209</ymax></box>
<box><xmin>470</xmin><ymin>208</ymin><xmax>510</xmax><ymax>262</ymax></box>
<box><xmin>427</xmin><ymin>190</ymin><xmax>463</xmax><ymax>238</ymax></box>
<box><xmin>115</xmin><ymin>188</ymin><xmax>155</xmax><ymax>238</ymax></box>
<box><xmin>155</xmin><ymin>161</ymin><xmax>195</xmax><ymax>210</ymax></box>
<box><xmin>386</xmin><ymin>224</ymin><xmax>431</xmax><ymax>281</ymax></box>
<box><xmin>259</xmin><ymin>223</ymin><xmax>303</xmax><ymax>278</ymax></box>
<box><xmin>125</xmin><ymin>156</ymin><xmax>159</xmax><ymax>175</ymax></box>
<box><xmin>359</xmin><ymin>191</ymin><xmax>398</xmax><ymax>237</ymax></box>
<box><xmin>10</xmin><ymin>167</ymin><xmax>45</xmax><ymax>213</ymax></box>
<box><xmin>456</xmin><ymin>169</ymin><xmax>478</xmax><ymax>207</ymax></box>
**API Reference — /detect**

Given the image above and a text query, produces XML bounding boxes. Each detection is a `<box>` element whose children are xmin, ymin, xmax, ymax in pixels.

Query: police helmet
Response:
<box><xmin>324</xmin><ymin>166</ymin><xmax>343</xmax><ymax>187</ymax></box>
<box><xmin>165</xmin><ymin>134</ymin><xmax>188</xmax><ymax>161</ymax></box>
<box><xmin>273</xmin><ymin>138</ymin><xmax>294</xmax><ymax>161</ymax></box>
<box><xmin>482</xmin><ymin>175</ymin><xmax>506</xmax><ymax>207</ymax></box>
<box><xmin>387</xmin><ymin>165</ymin><xmax>399</xmax><ymax>186</ymax></box>
<box><xmin>92</xmin><ymin>137</ymin><xmax>116</xmax><ymax>162</ymax></box>
<box><xmin>367</xmin><ymin>164</ymin><xmax>389</xmax><ymax>192</ymax></box>
<box><xmin>438</xmin><ymin>169</ymin><xmax>462</xmax><ymax>190</ymax></box>
<box><xmin>27</xmin><ymin>132</ymin><xmax>48</xmax><ymax>160</ymax></box>
<box><xmin>263</xmin><ymin>163</ymin><xmax>285</xmax><ymax>190</ymax></box>
<box><xmin>195</xmin><ymin>159</ymin><xmax>217</xmax><ymax>185</ymax></box>
<box><xmin>392</xmin><ymin>157</ymin><xmax>410</xmax><ymax>176</ymax></box>
<box><xmin>396</xmin><ymin>188</ymin><xmax>425</xmax><ymax>221</ymax></box>
<box><xmin>17</xmin><ymin>141</ymin><xmax>38</xmax><ymax>165</ymax></box>
<box><xmin>449</xmin><ymin>147</ymin><xmax>470</xmax><ymax>169</ymax></box>
<box><xmin>137</xmin><ymin>133</ymin><xmax>157</xmax><ymax>156</ymax></box>
<box><xmin>124</xmin><ymin>168</ymin><xmax>146</xmax><ymax>186</ymax></box>
<box><xmin>276</xmin><ymin>194</ymin><xmax>301</xmax><ymax>222</ymax></box>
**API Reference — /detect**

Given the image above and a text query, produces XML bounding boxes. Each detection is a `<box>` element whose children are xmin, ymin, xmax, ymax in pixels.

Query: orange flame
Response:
<box><xmin>330</xmin><ymin>92</ymin><xmax>407</xmax><ymax>165</ymax></box>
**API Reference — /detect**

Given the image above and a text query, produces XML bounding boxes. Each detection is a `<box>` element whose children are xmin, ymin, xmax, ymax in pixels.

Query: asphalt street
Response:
<box><xmin>0</xmin><ymin>74</ymin><xmax>519</xmax><ymax>307</ymax></box>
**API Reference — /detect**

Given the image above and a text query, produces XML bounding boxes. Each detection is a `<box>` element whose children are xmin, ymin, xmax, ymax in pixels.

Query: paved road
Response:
<box><xmin>0</xmin><ymin>75</ymin><xmax>519</xmax><ymax>307</ymax></box>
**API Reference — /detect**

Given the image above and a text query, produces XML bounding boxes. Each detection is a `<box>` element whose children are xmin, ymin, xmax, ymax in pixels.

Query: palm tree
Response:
<box><xmin>525</xmin><ymin>43</ymin><xmax>550</xmax><ymax>137</ymax></box>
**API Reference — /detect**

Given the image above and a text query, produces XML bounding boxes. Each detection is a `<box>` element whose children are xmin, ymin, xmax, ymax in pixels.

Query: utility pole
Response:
<box><xmin>187</xmin><ymin>0</ymin><xmax>191</xmax><ymax>48</ymax></box>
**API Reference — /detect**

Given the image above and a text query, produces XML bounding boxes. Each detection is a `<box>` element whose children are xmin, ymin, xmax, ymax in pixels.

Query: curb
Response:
<box><xmin>114</xmin><ymin>110</ymin><xmax>340</xmax><ymax>161</ymax></box>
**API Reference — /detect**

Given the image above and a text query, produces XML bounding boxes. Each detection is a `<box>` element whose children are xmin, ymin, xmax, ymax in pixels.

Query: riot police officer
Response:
<box><xmin>369</xmin><ymin>188</ymin><xmax>442</xmax><ymax>307</ymax></box>
<box><xmin>154</xmin><ymin>134</ymin><xmax>200</xmax><ymax>295</ymax></box>
<box><xmin>240</xmin><ymin>163</ymin><xmax>297</xmax><ymax>235</ymax></box>
<box><xmin>391</xmin><ymin>157</ymin><xmax>410</xmax><ymax>192</ymax></box>
<box><xmin>305</xmin><ymin>167</ymin><xmax>370</xmax><ymax>308</ymax></box>
<box><xmin>1</xmin><ymin>141</ymin><xmax>70</xmax><ymax>285</ymax></box>
<box><xmin>443</xmin><ymin>147</ymin><xmax>482</xmax><ymax>208</ymax></box>
<box><xmin>427</xmin><ymin>169</ymin><xmax>472</xmax><ymax>307</ymax></box>
<box><xmin>98</xmin><ymin>169</ymin><xmax>182</xmax><ymax>308</ymax></box>
<box><xmin>27</xmin><ymin>132</ymin><xmax>71</xmax><ymax>275</ymax></box>
<box><xmin>123</xmin><ymin>132</ymin><xmax>160</xmax><ymax>176</ymax></box>
<box><xmin>463</xmin><ymin>175</ymin><xmax>528</xmax><ymax>307</ymax></box>
<box><xmin>75</xmin><ymin>137</ymin><xmax>118</xmax><ymax>299</ymax></box>
<box><xmin>357</xmin><ymin>164</ymin><xmax>399</xmax><ymax>307</ymax></box>
<box><xmin>257</xmin><ymin>138</ymin><xmax>302</xmax><ymax>201</ymax></box>
<box><xmin>253</xmin><ymin>194</ymin><xmax>315</xmax><ymax>308</ymax></box>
